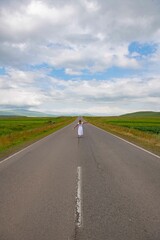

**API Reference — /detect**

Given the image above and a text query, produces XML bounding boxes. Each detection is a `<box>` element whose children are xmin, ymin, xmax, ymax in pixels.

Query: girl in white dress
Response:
<box><xmin>74</xmin><ymin>119</ymin><xmax>87</xmax><ymax>137</ymax></box>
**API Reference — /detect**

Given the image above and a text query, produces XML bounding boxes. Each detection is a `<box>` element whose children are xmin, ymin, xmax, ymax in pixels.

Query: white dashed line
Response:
<box><xmin>91</xmin><ymin>124</ymin><xmax>160</xmax><ymax>159</ymax></box>
<box><xmin>76</xmin><ymin>166</ymin><xmax>82</xmax><ymax>227</ymax></box>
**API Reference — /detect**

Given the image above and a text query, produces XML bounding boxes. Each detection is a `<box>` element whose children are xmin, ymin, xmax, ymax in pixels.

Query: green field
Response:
<box><xmin>1</xmin><ymin>114</ymin><xmax>160</xmax><ymax>158</ymax></box>
<box><xmin>102</xmin><ymin>117</ymin><xmax>160</xmax><ymax>134</ymax></box>
<box><xmin>85</xmin><ymin>115</ymin><xmax>160</xmax><ymax>156</ymax></box>
<box><xmin>0</xmin><ymin>116</ymin><xmax>76</xmax><ymax>158</ymax></box>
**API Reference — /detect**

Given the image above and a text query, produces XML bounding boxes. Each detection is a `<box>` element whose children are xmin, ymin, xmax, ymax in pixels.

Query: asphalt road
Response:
<box><xmin>0</xmin><ymin>121</ymin><xmax>160</xmax><ymax>240</ymax></box>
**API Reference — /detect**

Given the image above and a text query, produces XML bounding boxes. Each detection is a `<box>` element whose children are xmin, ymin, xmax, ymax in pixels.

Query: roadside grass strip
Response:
<box><xmin>0</xmin><ymin>116</ymin><xmax>76</xmax><ymax>158</ymax></box>
<box><xmin>85</xmin><ymin>116</ymin><xmax>160</xmax><ymax>156</ymax></box>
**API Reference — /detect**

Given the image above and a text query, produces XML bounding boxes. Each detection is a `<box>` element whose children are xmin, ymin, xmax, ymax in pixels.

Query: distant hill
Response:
<box><xmin>0</xmin><ymin>109</ymin><xmax>56</xmax><ymax>117</ymax></box>
<box><xmin>121</xmin><ymin>111</ymin><xmax>160</xmax><ymax>117</ymax></box>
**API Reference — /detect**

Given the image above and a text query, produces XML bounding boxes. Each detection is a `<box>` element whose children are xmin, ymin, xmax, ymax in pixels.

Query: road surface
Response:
<box><xmin>0</xmin><ymin>120</ymin><xmax>160</xmax><ymax>240</ymax></box>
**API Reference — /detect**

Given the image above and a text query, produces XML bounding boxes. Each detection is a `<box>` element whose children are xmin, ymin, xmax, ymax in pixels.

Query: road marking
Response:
<box><xmin>76</xmin><ymin>166</ymin><xmax>82</xmax><ymax>227</ymax></box>
<box><xmin>91</xmin><ymin>124</ymin><xmax>160</xmax><ymax>159</ymax></box>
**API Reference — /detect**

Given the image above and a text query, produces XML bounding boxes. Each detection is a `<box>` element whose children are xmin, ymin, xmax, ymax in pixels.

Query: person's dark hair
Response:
<box><xmin>79</xmin><ymin>119</ymin><xmax>82</xmax><ymax>124</ymax></box>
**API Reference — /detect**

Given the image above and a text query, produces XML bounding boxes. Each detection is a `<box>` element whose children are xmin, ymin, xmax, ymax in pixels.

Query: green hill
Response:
<box><xmin>0</xmin><ymin>109</ymin><xmax>56</xmax><ymax>117</ymax></box>
<box><xmin>121</xmin><ymin>111</ymin><xmax>160</xmax><ymax>117</ymax></box>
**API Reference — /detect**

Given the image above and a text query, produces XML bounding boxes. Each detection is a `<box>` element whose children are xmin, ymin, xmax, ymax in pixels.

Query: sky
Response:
<box><xmin>0</xmin><ymin>0</ymin><xmax>160</xmax><ymax>116</ymax></box>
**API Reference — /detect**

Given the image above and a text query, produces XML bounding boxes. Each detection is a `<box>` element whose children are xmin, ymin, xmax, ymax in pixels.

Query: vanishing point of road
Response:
<box><xmin>0</xmin><ymin>120</ymin><xmax>160</xmax><ymax>240</ymax></box>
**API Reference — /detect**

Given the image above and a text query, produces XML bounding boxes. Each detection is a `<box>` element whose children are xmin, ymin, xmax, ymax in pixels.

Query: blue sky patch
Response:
<box><xmin>0</xmin><ymin>67</ymin><xmax>6</xmax><ymax>75</ymax></box>
<box><xmin>128</xmin><ymin>41</ymin><xmax>157</xmax><ymax>58</ymax></box>
<box><xmin>25</xmin><ymin>63</ymin><xmax>49</xmax><ymax>71</ymax></box>
<box><xmin>48</xmin><ymin>66</ymin><xmax>141</xmax><ymax>81</ymax></box>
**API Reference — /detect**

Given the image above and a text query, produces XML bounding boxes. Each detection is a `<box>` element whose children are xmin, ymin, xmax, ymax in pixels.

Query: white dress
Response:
<box><xmin>78</xmin><ymin>123</ymin><xmax>83</xmax><ymax>136</ymax></box>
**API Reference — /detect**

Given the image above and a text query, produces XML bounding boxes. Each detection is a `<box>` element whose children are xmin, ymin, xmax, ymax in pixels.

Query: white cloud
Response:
<box><xmin>1</xmin><ymin>67</ymin><xmax>159</xmax><ymax>114</ymax></box>
<box><xmin>65</xmin><ymin>68</ymin><xmax>82</xmax><ymax>75</ymax></box>
<box><xmin>0</xmin><ymin>0</ymin><xmax>159</xmax><ymax>70</ymax></box>
<box><xmin>0</xmin><ymin>68</ymin><xmax>48</xmax><ymax>108</ymax></box>
<box><xmin>0</xmin><ymin>0</ymin><xmax>160</xmax><ymax>114</ymax></box>
<box><xmin>0</xmin><ymin>89</ymin><xmax>42</xmax><ymax>107</ymax></box>
<box><xmin>51</xmin><ymin>77</ymin><xmax>160</xmax><ymax>102</ymax></box>
<box><xmin>80</xmin><ymin>0</ymin><xmax>100</xmax><ymax>12</ymax></box>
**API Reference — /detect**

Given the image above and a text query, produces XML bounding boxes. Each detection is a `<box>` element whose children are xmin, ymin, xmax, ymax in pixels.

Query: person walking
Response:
<box><xmin>74</xmin><ymin>119</ymin><xmax>87</xmax><ymax>137</ymax></box>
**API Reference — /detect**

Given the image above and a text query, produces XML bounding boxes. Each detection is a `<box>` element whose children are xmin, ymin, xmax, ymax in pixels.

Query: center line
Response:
<box><xmin>76</xmin><ymin>166</ymin><xmax>82</xmax><ymax>227</ymax></box>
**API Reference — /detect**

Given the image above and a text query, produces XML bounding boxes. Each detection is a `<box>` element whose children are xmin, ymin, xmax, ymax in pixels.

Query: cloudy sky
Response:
<box><xmin>0</xmin><ymin>0</ymin><xmax>160</xmax><ymax>115</ymax></box>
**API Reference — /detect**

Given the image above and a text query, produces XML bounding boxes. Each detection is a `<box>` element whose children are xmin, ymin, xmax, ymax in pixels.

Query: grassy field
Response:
<box><xmin>0</xmin><ymin>116</ymin><xmax>76</xmax><ymax>159</ymax></box>
<box><xmin>85</xmin><ymin>116</ymin><xmax>160</xmax><ymax>156</ymax></box>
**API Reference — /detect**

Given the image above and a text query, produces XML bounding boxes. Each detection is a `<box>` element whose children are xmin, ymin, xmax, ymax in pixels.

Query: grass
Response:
<box><xmin>84</xmin><ymin>116</ymin><xmax>160</xmax><ymax>156</ymax></box>
<box><xmin>0</xmin><ymin>116</ymin><xmax>76</xmax><ymax>159</ymax></box>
